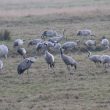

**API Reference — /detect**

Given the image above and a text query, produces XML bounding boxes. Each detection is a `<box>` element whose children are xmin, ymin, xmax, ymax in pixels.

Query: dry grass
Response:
<box><xmin>0</xmin><ymin>0</ymin><xmax>110</xmax><ymax>110</ymax></box>
<box><xmin>0</xmin><ymin>5</ymin><xmax>110</xmax><ymax>17</ymax></box>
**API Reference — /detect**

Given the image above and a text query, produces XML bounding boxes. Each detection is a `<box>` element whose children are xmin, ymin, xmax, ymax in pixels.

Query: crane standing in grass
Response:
<box><xmin>41</xmin><ymin>29</ymin><xmax>58</xmax><ymax>39</ymax></box>
<box><xmin>77</xmin><ymin>29</ymin><xmax>95</xmax><ymax>37</ymax></box>
<box><xmin>44</xmin><ymin>43</ymin><xmax>55</xmax><ymax>73</ymax></box>
<box><xmin>100</xmin><ymin>36</ymin><xmax>109</xmax><ymax>49</ymax></box>
<box><xmin>0</xmin><ymin>44</ymin><xmax>8</xmax><ymax>59</ymax></box>
<box><xmin>87</xmin><ymin>50</ymin><xmax>102</xmax><ymax>67</ymax></box>
<box><xmin>28</xmin><ymin>39</ymin><xmax>43</xmax><ymax>47</ymax></box>
<box><xmin>48</xmin><ymin>29</ymin><xmax>66</xmax><ymax>42</ymax></box>
<box><xmin>100</xmin><ymin>55</ymin><xmax>110</xmax><ymax>68</ymax></box>
<box><xmin>60</xmin><ymin>48</ymin><xmax>77</xmax><ymax>74</ymax></box>
<box><xmin>17</xmin><ymin>57</ymin><xmax>36</xmax><ymax>81</ymax></box>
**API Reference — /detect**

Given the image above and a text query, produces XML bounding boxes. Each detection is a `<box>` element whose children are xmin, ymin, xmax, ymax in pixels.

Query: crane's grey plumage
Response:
<box><xmin>44</xmin><ymin>41</ymin><xmax>55</xmax><ymax>47</ymax></box>
<box><xmin>77</xmin><ymin>29</ymin><xmax>95</xmax><ymax>37</ymax></box>
<box><xmin>36</xmin><ymin>41</ymin><xmax>54</xmax><ymax>53</ymax></box>
<box><xmin>87</xmin><ymin>51</ymin><xmax>102</xmax><ymax>66</ymax></box>
<box><xmin>13</xmin><ymin>39</ymin><xmax>24</xmax><ymax>48</ymax></box>
<box><xmin>84</xmin><ymin>40</ymin><xmax>96</xmax><ymax>50</ymax></box>
<box><xmin>60</xmin><ymin>48</ymin><xmax>77</xmax><ymax>74</ymax></box>
<box><xmin>100</xmin><ymin>37</ymin><xmax>109</xmax><ymax>49</ymax></box>
<box><xmin>100</xmin><ymin>55</ymin><xmax>110</xmax><ymax>68</ymax></box>
<box><xmin>41</xmin><ymin>29</ymin><xmax>58</xmax><ymax>39</ymax></box>
<box><xmin>36</xmin><ymin>42</ymin><xmax>44</xmax><ymax>51</ymax></box>
<box><xmin>48</xmin><ymin>29</ymin><xmax>66</xmax><ymax>42</ymax></box>
<box><xmin>62</xmin><ymin>41</ymin><xmax>80</xmax><ymax>52</ymax></box>
<box><xmin>17</xmin><ymin>57</ymin><xmax>36</xmax><ymax>80</ymax></box>
<box><xmin>28</xmin><ymin>39</ymin><xmax>43</xmax><ymax>47</ymax></box>
<box><xmin>0</xmin><ymin>44</ymin><xmax>8</xmax><ymax>59</ymax></box>
<box><xmin>44</xmin><ymin>43</ymin><xmax>55</xmax><ymax>73</ymax></box>
<box><xmin>17</xmin><ymin>47</ymin><xmax>26</xmax><ymax>59</ymax></box>
<box><xmin>52</xmin><ymin>42</ymin><xmax>61</xmax><ymax>53</ymax></box>
<box><xmin>84</xmin><ymin>40</ymin><xmax>96</xmax><ymax>47</ymax></box>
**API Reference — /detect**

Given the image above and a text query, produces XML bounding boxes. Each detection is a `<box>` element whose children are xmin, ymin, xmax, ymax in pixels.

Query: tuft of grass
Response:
<box><xmin>0</xmin><ymin>30</ymin><xmax>11</xmax><ymax>41</ymax></box>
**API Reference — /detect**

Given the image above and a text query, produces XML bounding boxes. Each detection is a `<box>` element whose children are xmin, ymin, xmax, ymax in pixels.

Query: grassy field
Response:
<box><xmin>0</xmin><ymin>0</ymin><xmax>110</xmax><ymax>110</ymax></box>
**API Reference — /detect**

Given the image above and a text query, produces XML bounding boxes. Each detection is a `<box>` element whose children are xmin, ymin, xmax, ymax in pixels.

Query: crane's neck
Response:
<box><xmin>63</xmin><ymin>29</ymin><xmax>66</xmax><ymax>36</ymax></box>
<box><xmin>60</xmin><ymin>48</ymin><xmax>63</xmax><ymax>55</ymax></box>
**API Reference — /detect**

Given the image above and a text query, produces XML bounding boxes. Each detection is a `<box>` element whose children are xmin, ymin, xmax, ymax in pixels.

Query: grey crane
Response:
<box><xmin>41</xmin><ymin>29</ymin><xmax>58</xmax><ymax>39</ymax></box>
<box><xmin>77</xmin><ymin>29</ymin><xmax>95</xmax><ymax>37</ymax></box>
<box><xmin>100</xmin><ymin>55</ymin><xmax>110</xmax><ymax>68</ymax></box>
<box><xmin>48</xmin><ymin>29</ymin><xmax>66</xmax><ymax>43</ymax></box>
<box><xmin>84</xmin><ymin>40</ymin><xmax>96</xmax><ymax>47</ymax></box>
<box><xmin>100</xmin><ymin>37</ymin><xmax>109</xmax><ymax>49</ymax></box>
<box><xmin>77</xmin><ymin>29</ymin><xmax>95</xmax><ymax>40</ymax></box>
<box><xmin>52</xmin><ymin>42</ymin><xmax>61</xmax><ymax>53</ymax></box>
<box><xmin>17</xmin><ymin>57</ymin><xmax>36</xmax><ymax>81</ymax></box>
<box><xmin>84</xmin><ymin>39</ymin><xmax>96</xmax><ymax>50</ymax></box>
<box><xmin>28</xmin><ymin>39</ymin><xmax>43</xmax><ymax>47</ymax></box>
<box><xmin>44</xmin><ymin>43</ymin><xmax>55</xmax><ymax>73</ymax></box>
<box><xmin>87</xmin><ymin>50</ymin><xmax>102</xmax><ymax>66</ymax></box>
<box><xmin>62</xmin><ymin>40</ymin><xmax>80</xmax><ymax>52</ymax></box>
<box><xmin>60</xmin><ymin>48</ymin><xmax>77</xmax><ymax>74</ymax></box>
<box><xmin>17</xmin><ymin>47</ymin><xmax>26</xmax><ymax>59</ymax></box>
<box><xmin>0</xmin><ymin>44</ymin><xmax>8</xmax><ymax>59</ymax></box>
<box><xmin>13</xmin><ymin>39</ymin><xmax>25</xmax><ymax>48</ymax></box>
<box><xmin>36</xmin><ymin>41</ymin><xmax>54</xmax><ymax>53</ymax></box>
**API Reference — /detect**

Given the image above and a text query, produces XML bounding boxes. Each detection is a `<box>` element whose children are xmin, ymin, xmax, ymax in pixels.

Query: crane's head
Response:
<box><xmin>27</xmin><ymin>57</ymin><xmax>37</xmax><ymax>63</ymax></box>
<box><xmin>28</xmin><ymin>41</ymin><xmax>33</xmax><ymax>47</ymax></box>
<box><xmin>43</xmin><ymin>42</ymin><xmax>48</xmax><ymax>46</ymax></box>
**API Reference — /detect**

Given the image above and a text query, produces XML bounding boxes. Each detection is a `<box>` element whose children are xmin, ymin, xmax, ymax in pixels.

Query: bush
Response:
<box><xmin>0</xmin><ymin>30</ymin><xmax>11</xmax><ymax>41</ymax></box>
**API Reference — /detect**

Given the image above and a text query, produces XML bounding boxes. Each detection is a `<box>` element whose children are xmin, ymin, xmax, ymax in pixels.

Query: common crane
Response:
<box><xmin>60</xmin><ymin>48</ymin><xmax>77</xmax><ymax>74</ymax></box>
<box><xmin>48</xmin><ymin>29</ymin><xmax>66</xmax><ymax>43</ymax></box>
<box><xmin>100</xmin><ymin>37</ymin><xmax>109</xmax><ymax>49</ymax></box>
<box><xmin>28</xmin><ymin>39</ymin><xmax>43</xmax><ymax>47</ymax></box>
<box><xmin>13</xmin><ymin>39</ymin><xmax>25</xmax><ymax>48</ymax></box>
<box><xmin>44</xmin><ymin>43</ymin><xmax>55</xmax><ymax>73</ymax></box>
<box><xmin>0</xmin><ymin>44</ymin><xmax>8</xmax><ymax>59</ymax></box>
<box><xmin>87</xmin><ymin>50</ymin><xmax>102</xmax><ymax>66</ymax></box>
<box><xmin>17</xmin><ymin>57</ymin><xmax>36</xmax><ymax>81</ymax></box>
<box><xmin>101</xmin><ymin>55</ymin><xmax>110</xmax><ymax>68</ymax></box>
<box><xmin>17</xmin><ymin>47</ymin><xmax>26</xmax><ymax>59</ymax></box>
<box><xmin>61</xmin><ymin>40</ymin><xmax>80</xmax><ymax>52</ymax></box>
<box><xmin>41</xmin><ymin>29</ymin><xmax>58</xmax><ymax>39</ymax></box>
<box><xmin>77</xmin><ymin>29</ymin><xmax>95</xmax><ymax>37</ymax></box>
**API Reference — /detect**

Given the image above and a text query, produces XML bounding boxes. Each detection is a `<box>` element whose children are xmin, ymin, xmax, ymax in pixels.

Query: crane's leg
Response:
<box><xmin>67</xmin><ymin>65</ymin><xmax>70</xmax><ymax>71</ymax></box>
<box><xmin>70</xmin><ymin>65</ymin><xmax>76</xmax><ymax>75</ymax></box>
<box><xmin>23</xmin><ymin>54</ymin><xmax>26</xmax><ymax>59</ymax></box>
<box><xmin>19</xmin><ymin>74</ymin><xmax>24</xmax><ymax>83</ymax></box>
<box><xmin>51</xmin><ymin>67</ymin><xmax>56</xmax><ymax>76</ymax></box>
<box><xmin>27</xmin><ymin>69</ymin><xmax>30</xmax><ymax>82</ymax></box>
<box><xmin>49</xmin><ymin>64</ymin><xmax>56</xmax><ymax>76</ymax></box>
<box><xmin>5</xmin><ymin>55</ymin><xmax>7</xmax><ymax>59</ymax></box>
<box><xmin>52</xmin><ymin>63</ymin><xmax>55</xmax><ymax>73</ymax></box>
<box><xmin>67</xmin><ymin>65</ymin><xmax>73</xmax><ymax>76</ymax></box>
